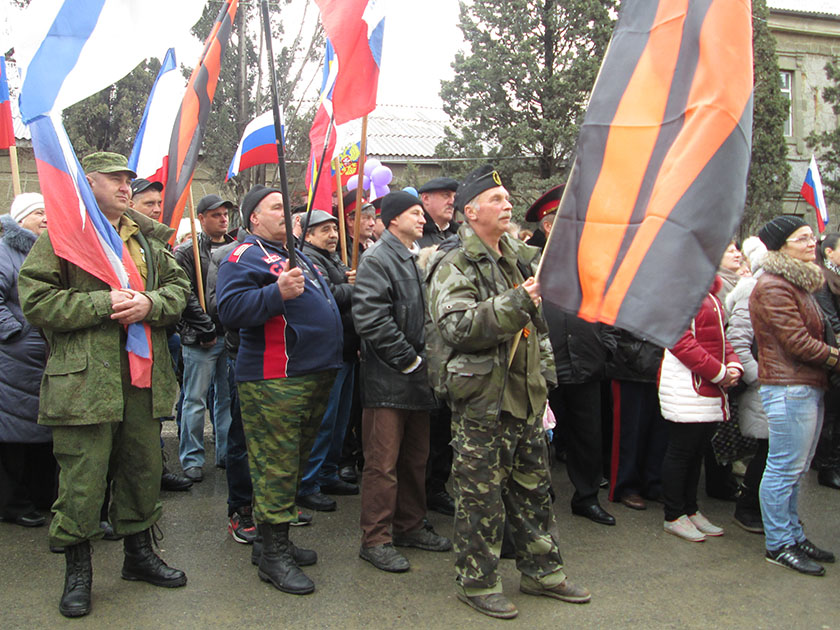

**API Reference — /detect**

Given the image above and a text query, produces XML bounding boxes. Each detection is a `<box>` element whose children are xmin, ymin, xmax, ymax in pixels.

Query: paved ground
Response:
<box><xmin>1</xmin><ymin>431</ymin><xmax>838</xmax><ymax>630</ymax></box>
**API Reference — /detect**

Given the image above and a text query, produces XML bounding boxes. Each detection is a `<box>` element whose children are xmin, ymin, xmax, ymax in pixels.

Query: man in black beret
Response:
<box><xmin>417</xmin><ymin>176</ymin><xmax>459</xmax><ymax>248</ymax></box>
<box><xmin>352</xmin><ymin>191</ymin><xmax>451</xmax><ymax>573</ymax></box>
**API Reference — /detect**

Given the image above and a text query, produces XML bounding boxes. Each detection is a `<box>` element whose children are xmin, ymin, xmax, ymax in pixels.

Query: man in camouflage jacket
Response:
<box><xmin>426</xmin><ymin>165</ymin><xmax>590</xmax><ymax>620</ymax></box>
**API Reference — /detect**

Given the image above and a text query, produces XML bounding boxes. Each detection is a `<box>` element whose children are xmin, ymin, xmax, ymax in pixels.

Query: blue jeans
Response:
<box><xmin>178</xmin><ymin>338</ymin><xmax>232</xmax><ymax>469</ymax></box>
<box><xmin>759</xmin><ymin>384</ymin><xmax>824</xmax><ymax>551</ymax></box>
<box><xmin>298</xmin><ymin>360</ymin><xmax>355</xmax><ymax>496</ymax></box>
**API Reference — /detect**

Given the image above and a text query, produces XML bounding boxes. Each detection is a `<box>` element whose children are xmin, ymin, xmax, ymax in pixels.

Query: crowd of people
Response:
<box><xmin>0</xmin><ymin>153</ymin><xmax>837</xmax><ymax>620</ymax></box>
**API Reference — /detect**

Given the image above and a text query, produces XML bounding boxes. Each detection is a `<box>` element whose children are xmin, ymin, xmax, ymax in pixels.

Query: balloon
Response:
<box><xmin>402</xmin><ymin>186</ymin><xmax>419</xmax><ymax>198</ymax></box>
<box><xmin>371</xmin><ymin>165</ymin><xmax>393</xmax><ymax>187</ymax></box>
<box><xmin>372</xmin><ymin>183</ymin><xmax>390</xmax><ymax>199</ymax></box>
<box><xmin>364</xmin><ymin>158</ymin><xmax>381</xmax><ymax>176</ymax></box>
<box><xmin>363</xmin><ymin>175</ymin><xmax>371</xmax><ymax>190</ymax></box>
<box><xmin>347</xmin><ymin>175</ymin><xmax>358</xmax><ymax>191</ymax></box>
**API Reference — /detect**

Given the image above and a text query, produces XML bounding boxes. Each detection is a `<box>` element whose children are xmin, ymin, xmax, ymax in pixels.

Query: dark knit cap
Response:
<box><xmin>240</xmin><ymin>185</ymin><xmax>282</xmax><ymax>228</ymax></box>
<box><xmin>758</xmin><ymin>215</ymin><xmax>809</xmax><ymax>251</ymax></box>
<box><xmin>381</xmin><ymin>191</ymin><xmax>423</xmax><ymax>227</ymax></box>
<box><xmin>455</xmin><ymin>164</ymin><xmax>503</xmax><ymax>213</ymax></box>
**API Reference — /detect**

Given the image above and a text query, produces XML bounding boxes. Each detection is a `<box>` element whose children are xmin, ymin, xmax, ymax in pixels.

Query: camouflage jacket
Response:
<box><xmin>18</xmin><ymin>211</ymin><xmax>189</xmax><ymax>425</ymax></box>
<box><xmin>426</xmin><ymin>224</ymin><xmax>556</xmax><ymax>422</ymax></box>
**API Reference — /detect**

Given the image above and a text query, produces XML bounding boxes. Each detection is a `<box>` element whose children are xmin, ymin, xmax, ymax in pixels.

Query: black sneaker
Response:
<box><xmin>290</xmin><ymin>511</ymin><xmax>313</xmax><ymax>527</ymax></box>
<box><xmin>765</xmin><ymin>544</ymin><xmax>825</xmax><ymax>576</ymax></box>
<box><xmin>733</xmin><ymin>510</ymin><xmax>763</xmax><ymax>534</ymax></box>
<box><xmin>797</xmin><ymin>539</ymin><xmax>835</xmax><ymax>563</ymax></box>
<box><xmin>228</xmin><ymin>508</ymin><xmax>257</xmax><ymax>544</ymax></box>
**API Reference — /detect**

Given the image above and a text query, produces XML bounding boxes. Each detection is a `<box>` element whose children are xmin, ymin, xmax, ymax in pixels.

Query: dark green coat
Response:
<box><xmin>18</xmin><ymin>210</ymin><xmax>189</xmax><ymax>425</ymax></box>
<box><xmin>426</xmin><ymin>224</ymin><xmax>556</xmax><ymax>422</ymax></box>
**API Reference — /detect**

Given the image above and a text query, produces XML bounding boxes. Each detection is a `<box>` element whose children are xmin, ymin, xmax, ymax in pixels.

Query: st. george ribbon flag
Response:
<box><xmin>13</xmin><ymin>0</ymin><xmax>205</xmax><ymax>386</ymax></box>
<box><xmin>128</xmin><ymin>48</ymin><xmax>186</xmax><ymax>183</ymax></box>
<box><xmin>160</xmin><ymin>0</ymin><xmax>238</xmax><ymax>234</ymax></box>
<box><xmin>801</xmin><ymin>155</ymin><xmax>828</xmax><ymax>233</ymax></box>
<box><xmin>0</xmin><ymin>56</ymin><xmax>15</xmax><ymax>150</ymax></box>
<box><xmin>314</xmin><ymin>0</ymin><xmax>386</xmax><ymax>125</ymax></box>
<box><xmin>538</xmin><ymin>0</ymin><xmax>754</xmax><ymax>348</ymax></box>
<box><xmin>227</xmin><ymin>110</ymin><xmax>283</xmax><ymax>181</ymax></box>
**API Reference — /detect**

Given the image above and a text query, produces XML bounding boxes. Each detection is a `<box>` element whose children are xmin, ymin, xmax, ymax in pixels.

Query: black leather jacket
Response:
<box><xmin>352</xmin><ymin>230</ymin><xmax>435</xmax><ymax>410</ymax></box>
<box><xmin>175</xmin><ymin>231</ymin><xmax>235</xmax><ymax>346</ymax></box>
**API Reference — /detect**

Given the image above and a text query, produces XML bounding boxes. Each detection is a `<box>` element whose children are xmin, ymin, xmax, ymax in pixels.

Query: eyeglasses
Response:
<box><xmin>786</xmin><ymin>234</ymin><xmax>817</xmax><ymax>245</ymax></box>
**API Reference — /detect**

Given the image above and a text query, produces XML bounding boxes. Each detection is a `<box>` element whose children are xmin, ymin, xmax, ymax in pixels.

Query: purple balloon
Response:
<box><xmin>364</xmin><ymin>158</ymin><xmax>381</xmax><ymax>176</ymax></box>
<box><xmin>346</xmin><ymin>175</ymin><xmax>358</xmax><ymax>191</ymax></box>
<box><xmin>371</xmin><ymin>165</ymin><xmax>393</xmax><ymax>187</ymax></box>
<box><xmin>363</xmin><ymin>175</ymin><xmax>371</xmax><ymax>190</ymax></box>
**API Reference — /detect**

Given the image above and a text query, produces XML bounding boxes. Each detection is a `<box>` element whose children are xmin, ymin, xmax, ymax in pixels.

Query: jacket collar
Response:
<box><xmin>456</xmin><ymin>222</ymin><xmax>539</xmax><ymax>267</ymax></box>
<box><xmin>379</xmin><ymin>228</ymin><xmax>416</xmax><ymax>261</ymax></box>
<box><xmin>126</xmin><ymin>208</ymin><xmax>176</xmax><ymax>244</ymax></box>
<box><xmin>0</xmin><ymin>214</ymin><xmax>37</xmax><ymax>254</ymax></box>
<box><xmin>763</xmin><ymin>250</ymin><xmax>825</xmax><ymax>294</ymax></box>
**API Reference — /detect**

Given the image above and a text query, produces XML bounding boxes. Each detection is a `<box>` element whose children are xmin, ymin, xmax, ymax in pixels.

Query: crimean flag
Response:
<box><xmin>801</xmin><ymin>155</ymin><xmax>828</xmax><ymax>233</ymax></box>
<box><xmin>128</xmin><ymin>48</ymin><xmax>186</xmax><ymax>184</ymax></box>
<box><xmin>334</xmin><ymin>141</ymin><xmax>362</xmax><ymax>186</ymax></box>
<box><xmin>226</xmin><ymin>110</ymin><xmax>283</xmax><ymax>181</ymax></box>
<box><xmin>0</xmin><ymin>56</ymin><xmax>15</xmax><ymax>149</ymax></box>
<box><xmin>538</xmin><ymin>0</ymin><xmax>753</xmax><ymax>348</ymax></box>
<box><xmin>306</xmin><ymin>41</ymin><xmax>338</xmax><ymax>212</ymax></box>
<box><xmin>314</xmin><ymin>0</ymin><xmax>385</xmax><ymax>125</ymax></box>
<box><xmin>160</xmin><ymin>0</ymin><xmax>238</xmax><ymax>236</ymax></box>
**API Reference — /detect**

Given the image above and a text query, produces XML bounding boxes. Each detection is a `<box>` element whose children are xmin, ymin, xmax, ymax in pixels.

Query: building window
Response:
<box><xmin>780</xmin><ymin>71</ymin><xmax>792</xmax><ymax>137</ymax></box>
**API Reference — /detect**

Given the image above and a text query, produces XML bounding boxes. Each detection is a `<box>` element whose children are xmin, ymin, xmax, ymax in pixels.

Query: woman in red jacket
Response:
<box><xmin>658</xmin><ymin>276</ymin><xmax>743</xmax><ymax>542</ymax></box>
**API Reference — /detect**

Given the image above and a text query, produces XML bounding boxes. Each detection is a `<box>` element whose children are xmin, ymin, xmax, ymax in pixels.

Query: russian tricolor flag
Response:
<box><xmin>226</xmin><ymin>110</ymin><xmax>283</xmax><ymax>181</ymax></box>
<box><xmin>802</xmin><ymin>155</ymin><xmax>828</xmax><ymax>233</ymax></box>
<box><xmin>0</xmin><ymin>56</ymin><xmax>15</xmax><ymax>150</ymax></box>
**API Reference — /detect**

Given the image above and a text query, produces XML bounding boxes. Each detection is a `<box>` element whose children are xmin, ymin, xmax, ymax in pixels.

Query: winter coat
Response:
<box><xmin>606</xmin><ymin>328</ymin><xmax>664</xmax><ymax>383</ymax></box>
<box><xmin>426</xmin><ymin>224</ymin><xmax>555</xmax><ymax>422</ymax></box>
<box><xmin>216</xmin><ymin>235</ymin><xmax>343</xmax><ymax>382</ymax></box>
<box><xmin>18</xmin><ymin>211</ymin><xmax>190</xmax><ymax>425</ymax></box>
<box><xmin>814</xmin><ymin>261</ymin><xmax>840</xmax><ymax>337</ymax></box>
<box><xmin>416</xmin><ymin>216</ymin><xmax>459</xmax><ymax>249</ymax></box>
<box><xmin>175</xmin><ymin>231</ymin><xmax>235</xmax><ymax>345</ymax></box>
<box><xmin>352</xmin><ymin>229</ymin><xmax>435</xmax><ymax>410</ymax></box>
<box><xmin>545</xmin><ymin>305</ymin><xmax>617</xmax><ymax>384</ymax></box>
<box><xmin>725</xmin><ymin>275</ymin><xmax>768</xmax><ymax>439</ymax></box>
<box><xmin>0</xmin><ymin>216</ymin><xmax>50</xmax><ymax>442</ymax></box>
<box><xmin>750</xmin><ymin>250</ymin><xmax>840</xmax><ymax>389</ymax></box>
<box><xmin>658</xmin><ymin>277</ymin><xmax>742</xmax><ymax>423</ymax></box>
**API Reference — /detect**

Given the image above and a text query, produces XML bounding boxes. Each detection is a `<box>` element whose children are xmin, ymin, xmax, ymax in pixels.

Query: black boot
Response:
<box><xmin>59</xmin><ymin>541</ymin><xmax>92</xmax><ymax>618</ymax></box>
<box><xmin>257</xmin><ymin>523</ymin><xmax>315</xmax><ymax>594</ymax></box>
<box><xmin>161</xmin><ymin>449</ymin><xmax>193</xmax><ymax>492</ymax></box>
<box><xmin>251</xmin><ymin>530</ymin><xmax>318</xmax><ymax>567</ymax></box>
<box><xmin>122</xmin><ymin>529</ymin><xmax>187</xmax><ymax>587</ymax></box>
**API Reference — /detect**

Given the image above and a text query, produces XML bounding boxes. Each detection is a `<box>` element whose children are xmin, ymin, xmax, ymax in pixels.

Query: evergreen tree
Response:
<box><xmin>437</xmin><ymin>0</ymin><xmax>616</xmax><ymax>220</ymax></box>
<box><xmin>741</xmin><ymin>0</ymin><xmax>791</xmax><ymax>234</ymax></box>
<box><xmin>807</xmin><ymin>58</ymin><xmax>840</xmax><ymax>206</ymax></box>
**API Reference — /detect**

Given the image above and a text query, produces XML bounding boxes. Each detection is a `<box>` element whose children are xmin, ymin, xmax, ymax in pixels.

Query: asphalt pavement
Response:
<box><xmin>1</xmin><ymin>431</ymin><xmax>838</xmax><ymax>630</ymax></box>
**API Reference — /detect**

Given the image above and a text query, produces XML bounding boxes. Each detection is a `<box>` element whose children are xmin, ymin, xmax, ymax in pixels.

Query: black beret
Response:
<box><xmin>758</xmin><ymin>215</ymin><xmax>809</xmax><ymax>251</ymax></box>
<box><xmin>525</xmin><ymin>184</ymin><xmax>564</xmax><ymax>223</ymax></box>
<box><xmin>455</xmin><ymin>164</ymin><xmax>503</xmax><ymax>213</ymax></box>
<box><xmin>241</xmin><ymin>185</ymin><xmax>282</xmax><ymax>228</ymax></box>
<box><xmin>418</xmin><ymin>177</ymin><xmax>459</xmax><ymax>194</ymax></box>
<box><xmin>381</xmin><ymin>191</ymin><xmax>423</xmax><ymax>228</ymax></box>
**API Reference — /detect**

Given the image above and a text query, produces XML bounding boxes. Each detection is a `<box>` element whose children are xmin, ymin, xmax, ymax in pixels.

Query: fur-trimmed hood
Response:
<box><xmin>761</xmin><ymin>250</ymin><xmax>824</xmax><ymax>294</ymax></box>
<box><xmin>0</xmin><ymin>214</ymin><xmax>37</xmax><ymax>255</ymax></box>
<box><xmin>725</xmin><ymin>275</ymin><xmax>757</xmax><ymax>314</ymax></box>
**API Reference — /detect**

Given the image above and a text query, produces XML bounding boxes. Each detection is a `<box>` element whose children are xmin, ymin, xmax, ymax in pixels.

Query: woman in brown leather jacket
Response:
<box><xmin>750</xmin><ymin>216</ymin><xmax>837</xmax><ymax>576</ymax></box>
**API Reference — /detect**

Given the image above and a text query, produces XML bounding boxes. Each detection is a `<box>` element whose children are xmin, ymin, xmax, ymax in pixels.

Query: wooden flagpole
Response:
<box><xmin>351</xmin><ymin>115</ymin><xmax>369</xmax><ymax>270</ymax></box>
<box><xmin>334</xmin><ymin>157</ymin><xmax>347</xmax><ymax>266</ymax></box>
<box><xmin>260</xmin><ymin>0</ymin><xmax>296</xmax><ymax>267</ymax></box>
<box><xmin>8</xmin><ymin>146</ymin><xmax>21</xmax><ymax>196</ymax></box>
<box><xmin>188</xmin><ymin>187</ymin><xmax>206</xmax><ymax>312</ymax></box>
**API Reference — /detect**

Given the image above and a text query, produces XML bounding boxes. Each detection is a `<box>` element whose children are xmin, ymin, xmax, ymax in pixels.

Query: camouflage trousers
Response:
<box><xmin>239</xmin><ymin>370</ymin><xmax>336</xmax><ymax>524</ymax></box>
<box><xmin>50</xmin><ymin>385</ymin><xmax>162</xmax><ymax>548</ymax></box>
<box><xmin>451</xmin><ymin>410</ymin><xmax>566</xmax><ymax>595</ymax></box>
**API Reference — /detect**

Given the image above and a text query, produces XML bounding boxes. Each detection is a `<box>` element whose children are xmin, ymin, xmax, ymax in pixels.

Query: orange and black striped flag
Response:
<box><xmin>160</xmin><ymin>0</ymin><xmax>238</xmax><ymax>238</ymax></box>
<box><xmin>538</xmin><ymin>0</ymin><xmax>753</xmax><ymax>348</ymax></box>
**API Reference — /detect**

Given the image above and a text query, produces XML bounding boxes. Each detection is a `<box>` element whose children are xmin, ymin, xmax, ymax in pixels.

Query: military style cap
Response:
<box><xmin>343</xmin><ymin>190</ymin><xmax>374</xmax><ymax>216</ymax></box>
<box><xmin>130</xmin><ymin>178</ymin><xmax>163</xmax><ymax>197</ymax></box>
<box><xmin>241</xmin><ymin>185</ymin><xmax>282</xmax><ymax>228</ymax></box>
<box><xmin>196</xmin><ymin>193</ymin><xmax>234</xmax><ymax>215</ymax></box>
<box><xmin>418</xmin><ymin>177</ymin><xmax>459</xmax><ymax>194</ymax></box>
<box><xmin>81</xmin><ymin>152</ymin><xmax>137</xmax><ymax>178</ymax></box>
<box><xmin>524</xmin><ymin>184</ymin><xmax>565</xmax><ymax>223</ymax></box>
<box><xmin>455</xmin><ymin>164</ymin><xmax>503</xmax><ymax>213</ymax></box>
<box><xmin>370</xmin><ymin>196</ymin><xmax>384</xmax><ymax>216</ymax></box>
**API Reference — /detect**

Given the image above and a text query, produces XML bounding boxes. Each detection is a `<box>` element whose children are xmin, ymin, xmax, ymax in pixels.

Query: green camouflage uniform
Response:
<box><xmin>18</xmin><ymin>211</ymin><xmax>189</xmax><ymax>547</ymax></box>
<box><xmin>426</xmin><ymin>223</ymin><xmax>564</xmax><ymax>596</ymax></box>
<box><xmin>239</xmin><ymin>370</ymin><xmax>336</xmax><ymax>524</ymax></box>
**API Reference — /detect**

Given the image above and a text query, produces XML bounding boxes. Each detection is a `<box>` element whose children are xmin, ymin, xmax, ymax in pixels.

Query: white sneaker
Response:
<box><xmin>664</xmin><ymin>515</ymin><xmax>706</xmax><ymax>542</ymax></box>
<box><xmin>689</xmin><ymin>511</ymin><xmax>724</xmax><ymax>536</ymax></box>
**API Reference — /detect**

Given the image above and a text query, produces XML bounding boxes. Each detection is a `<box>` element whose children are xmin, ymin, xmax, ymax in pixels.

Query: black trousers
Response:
<box><xmin>425</xmin><ymin>403</ymin><xmax>452</xmax><ymax>495</ymax></box>
<box><xmin>815</xmin><ymin>385</ymin><xmax>840</xmax><ymax>470</ymax></box>
<box><xmin>737</xmin><ymin>438</ymin><xmax>768</xmax><ymax>514</ymax></box>
<box><xmin>549</xmin><ymin>381</ymin><xmax>603</xmax><ymax>508</ymax></box>
<box><xmin>0</xmin><ymin>442</ymin><xmax>57</xmax><ymax>517</ymax></box>
<box><xmin>662</xmin><ymin>421</ymin><xmax>717</xmax><ymax>521</ymax></box>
